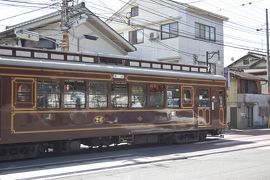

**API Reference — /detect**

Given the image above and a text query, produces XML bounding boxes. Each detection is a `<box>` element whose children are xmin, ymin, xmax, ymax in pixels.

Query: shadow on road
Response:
<box><xmin>0</xmin><ymin>128</ymin><xmax>269</xmax><ymax>176</ymax></box>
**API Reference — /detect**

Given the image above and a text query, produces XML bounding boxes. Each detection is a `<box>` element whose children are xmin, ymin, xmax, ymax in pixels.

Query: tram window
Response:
<box><xmin>182</xmin><ymin>87</ymin><xmax>193</xmax><ymax>107</ymax></box>
<box><xmin>219</xmin><ymin>91</ymin><xmax>224</xmax><ymax>108</ymax></box>
<box><xmin>37</xmin><ymin>80</ymin><xmax>60</xmax><ymax>108</ymax></box>
<box><xmin>16</xmin><ymin>82</ymin><xmax>32</xmax><ymax>102</ymax></box>
<box><xmin>130</xmin><ymin>84</ymin><xmax>146</xmax><ymax>108</ymax></box>
<box><xmin>167</xmin><ymin>85</ymin><xmax>180</xmax><ymax>108</ymax></box>
<box><xmin>149</xmin><ymin>84</ymin><xmax>164</xmax><ymax>108</ymax></box>
<box><xmin>111</xmin><ymin>84</ymin><xmax>128</xmax><ymax>108</ymax></box>
<box><xmin>64</xmin><ymin>80</ymin><xmax>86</xmax><ymax>109</ymax></box>
<box><xmin>198</xmin><ymin>89</ymin><xmax>209</xmax><ymax>107</ymax></box>
<box><xmin>89</xmin><ymin>81</ymin><xmax>108</xmax><ymax>108</ymax></box>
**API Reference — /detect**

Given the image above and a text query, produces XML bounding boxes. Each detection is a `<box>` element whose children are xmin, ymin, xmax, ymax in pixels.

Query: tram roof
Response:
<box><xmin>0</xmin><ymin>55</ymin><xmax>225</xmax><ymax>81</ymax></box>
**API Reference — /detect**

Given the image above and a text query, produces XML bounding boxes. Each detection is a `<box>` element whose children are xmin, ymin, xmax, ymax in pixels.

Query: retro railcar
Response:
<box><xmin>0</xmin><ymin>46</ymin><xmax>226</xmax><ymax>161</ymax></box>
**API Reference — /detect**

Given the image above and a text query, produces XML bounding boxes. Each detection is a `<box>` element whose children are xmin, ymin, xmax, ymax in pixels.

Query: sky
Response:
<box><xmin>0</xmin><ymin>0</ymin><xmax>269</xmax><ymax>66</ymax></box>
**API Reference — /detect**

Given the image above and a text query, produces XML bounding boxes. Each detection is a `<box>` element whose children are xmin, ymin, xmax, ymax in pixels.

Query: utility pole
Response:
<box><xmin>266</xmin><ymin>9</ymin><xmax>270</xmax><ymax>94</ymax></box>
<box><xmin>265</xmin><ymin>9</ymin><xmax>270</xmax><ymax>128</ymax></box>
<box><xmin>61</xmin><ymin>0</ymin><xmax>70</xmax><ymax>51</ymax></box>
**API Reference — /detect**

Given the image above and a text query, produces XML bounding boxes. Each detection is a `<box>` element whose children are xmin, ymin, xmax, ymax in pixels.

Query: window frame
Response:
<box><xmin>218</xmin><ymin>90</ymin><xmax>224</xmax><ymax>108</ymax></box>
<box><xmin>167</xmin><ymin>84</ymin><xmax>181</xmax><ymax>108</ymax></box>
<box><xmin>88</xmin><ymin>81</ymin><xmax>108</xmax><ymax>109</ymax></box>
<box><xmin>129</xmin><ymin>29</ymin><xmax>144</xmax><ymax>44</ymax></box>
<box><xmin>37</xmin><ymin>79</ymin><xmax>61</xmax><ymax>109</ymax></box>
<box><xmin>195</xmin><ymin>22</ymin><xmax>216</xmax><ymax>41</ymax></box>
<box><xmin>198</xmin><ymin>88</ymin><xmax>210</xmax><ymax>108</ymax></box>
<box><xmin>148</xmin><ymin>84</ymin><xmax>165</xmax><ymax>108</ymax></box>
<box><xmin>15</xmin><ymin>81</ymin><xmax>34</xmax><ymax>104</ymax></box>
<box><xmin>181</xmin><ymin>86</ymin><xmax>194</xmax><ymax>108</ymax></box>
<box><xmin>161</xmin><ymin>22</ymin><xmax>178</xmax><ymax>40</ymax></box>
<box><xmin>111</xmin><ymin>83</ymin><xmax>129</xmax><ymax>108</ymax></box>
<box><xmin>13</xmin><ymin>78</ymin><xmax>36</xmax><ymax>109</ymax></box>
<box><xmin>63</xmin><ymin>80</ymin><xmax>86</xmax><ymax>109</ymax></box>
<box><xmin>131</xmin><ymin>6</ymin><xmax>139</xmax><ymax>17</ymax></box>
<box><xmin>130</xmin><ymin>83</ymin><xmax>146</xmax><ymax>108</ymax></box>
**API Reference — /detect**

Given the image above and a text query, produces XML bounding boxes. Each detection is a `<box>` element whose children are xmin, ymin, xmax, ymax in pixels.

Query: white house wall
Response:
<box><xmin>108</xmin><ymin>0</ymin><xmax>226</xmax><ymax>75</ymax></box>
<box><xmin>68</xmin><ymin>23</ymin><xmax>128</xmax><ymax>55</ymax></box>
<box><xmin>9</xmin><ymin>20</ymin><xmax>130</xmax><ymax>56</ymax></box>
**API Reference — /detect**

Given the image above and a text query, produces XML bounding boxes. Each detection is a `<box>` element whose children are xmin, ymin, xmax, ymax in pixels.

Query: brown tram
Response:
<box><xmin>0</xmin><ymin>46</ymin><xmax>226</xmax><ymax>161</ymax></box>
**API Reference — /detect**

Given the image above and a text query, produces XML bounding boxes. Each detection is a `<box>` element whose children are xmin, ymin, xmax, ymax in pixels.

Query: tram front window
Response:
<box><xmin>64</xmin><ymin>80</ymin><xmax>86</xmax><ymax>109</ymax></box>
<box><xmin>111</xmin><ymin>84</ymin><xmax>128</xmax><ymax>108</ymax></box>
<box><xmin>37</xmin><ymin>80</ymin><xmax>60</xmax><ymax>108</ymax></box>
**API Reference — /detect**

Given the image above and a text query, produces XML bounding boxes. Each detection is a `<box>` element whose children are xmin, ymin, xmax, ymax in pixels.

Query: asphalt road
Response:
<box><xmin>1</xmin><ymin>129</ymin><xmax>270</xmax><ymax>180</ymax></box>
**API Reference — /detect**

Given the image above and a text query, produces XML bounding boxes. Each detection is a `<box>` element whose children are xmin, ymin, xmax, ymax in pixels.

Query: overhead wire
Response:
<box><xmin>0</xmin><ymin>0</ymin><xmax>266</xmax><ymax>57</ymax></box>
<box><xmin>147</xmin><ymin>0</ymin><xmax>265</xmax><ymax>36</ymax></box>
<box><xmin>0</xmin><ymin>0</ymin><xmax>51</xmax><ymax>6</ymax></box>
<box><xmin>81</xmin><ymin>0</ymin><xmax>267</xmax><ymax>56</ymax></box>
<box><xmin>110</xmin><ymin>0</ymin><xmax>266</xmax><ymax>51</ymax></box>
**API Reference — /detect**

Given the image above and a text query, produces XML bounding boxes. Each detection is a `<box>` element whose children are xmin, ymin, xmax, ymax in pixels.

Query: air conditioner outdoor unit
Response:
<box><xmin>149</xmin><ymin>32</ymin><xmax>159</xmax><ymax>40</ymax></box>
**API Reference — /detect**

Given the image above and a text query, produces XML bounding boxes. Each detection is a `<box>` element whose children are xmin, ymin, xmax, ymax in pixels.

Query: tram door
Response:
<box><xmin>211</xmin><ymin>89</ymin><xmax>225</xmax><ymax>126</ymax></box>
<box><xmin>198</xmin><ymin>89</ymin><xmax>211</xmax><ymax>125</ymax></box>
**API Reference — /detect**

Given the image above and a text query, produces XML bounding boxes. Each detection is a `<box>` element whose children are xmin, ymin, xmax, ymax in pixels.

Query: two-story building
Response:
<box><xmin>107</xmin><ymin>0</ymin><xmax>228</xmax><ymax>75</ymax></box>
<box><xmin>226</xmin><ymin>52</ymin><xmax>269</xmax><ymax>129</ymax></box>
<box><xmin>0</xmin><ymin>2</ymin><xmax>136</xmax><ymax>56</ymax></box>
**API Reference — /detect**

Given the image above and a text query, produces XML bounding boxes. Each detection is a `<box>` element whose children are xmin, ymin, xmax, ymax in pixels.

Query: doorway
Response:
<box><xmin>230</xmin><ymin>107</ymin><xmax>237</xmax><ymax>129</ymax></box>
<box><xmin>247</xmin><ymin>106</ymin><xmax>253</xmax><ymax>128</ymax></box>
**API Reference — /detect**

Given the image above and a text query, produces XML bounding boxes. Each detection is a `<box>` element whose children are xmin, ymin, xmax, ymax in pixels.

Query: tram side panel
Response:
<box><xmin>0</xmin><ymin>77</ymin><xmax>13</xmax><ymax>145</ymax></box>
<box><xmin>1</xmin><ymin>71</ymin><xmax>226</xmax><ymax>145</ymax></box>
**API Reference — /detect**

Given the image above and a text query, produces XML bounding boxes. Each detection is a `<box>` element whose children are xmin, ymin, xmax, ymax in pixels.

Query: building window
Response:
<box><xmin>129</xmin><ymin>29</ymin><xmax>144</xmax><ymax>44</ymax></box>
<box><xmin>130</xmin><ymin>84</ymin><xmax>146</xmax><ymax>108</ymax></box>
<box><xmin>195</xmin><ymin>22</ymin><xmax>216</xmax><ymax>41</ymax></box>
<box><xmin>198</xmin><ymin>89</ymin><xmax>209</xmax><ymax>107</ymax></box>
<box><xmin>131</xmin><ymin>6</ymin><xmax>139</xmax><ymax>17</ymax></box>
<box><xmin>37</xmin><ymin>80</ymin><xmax>60</xmax><ymax>108</ymax></box>
<box><xmin>64</xmin><ymin>80</ymin><xmax>86</xmax><ymax>109</ymax></box>
<box><xmin>167</xmin><ymin>85</ymin><xmax>180</xmax><ymax>108</ymax></box>
<box><xmin>240</xmin><ymin>80</ymin><xmax>258</xmax><ymax>94</ymax></box>
<box><xmin>149</xmin><ymin>84</ymin><xmax>164</xmax><ymax>108</ymax></box>
<box><xmin>89</xmin><ymin>81</ymin><xmax>108</xmax><ymax>108</ymax></box>
<box><xmin>111</xmin><ymin>84</ymin><xmax>128</xmax><ymax>108</ymax></box>
<box><xmin>161</xmin><ymin>22</ymin><xmax>178</xmax><ymax>40</ymax></box>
